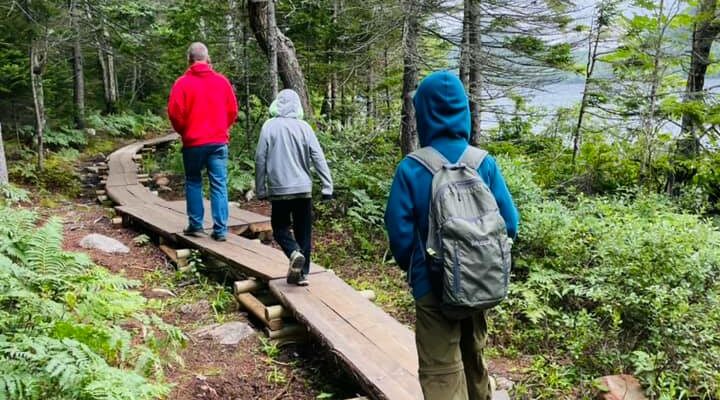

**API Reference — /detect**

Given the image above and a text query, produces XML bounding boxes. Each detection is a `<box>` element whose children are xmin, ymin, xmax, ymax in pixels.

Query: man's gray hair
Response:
<box><xmin>187</xmin><ymin>42</ymin><xmax>209</xmax><ymax>63</ymax></box>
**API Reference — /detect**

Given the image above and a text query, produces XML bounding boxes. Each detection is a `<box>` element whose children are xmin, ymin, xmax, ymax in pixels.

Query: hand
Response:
<box><xmin>321</xmin><ymin>194</ymin><xmax>333</xmax><ymax>202</ymax></box>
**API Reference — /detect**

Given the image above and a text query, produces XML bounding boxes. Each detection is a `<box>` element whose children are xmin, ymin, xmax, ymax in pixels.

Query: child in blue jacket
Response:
<box><xmin>385</xmin><ymin>71</ymin><xmax>519</xmax><ymax>400</ymax></box>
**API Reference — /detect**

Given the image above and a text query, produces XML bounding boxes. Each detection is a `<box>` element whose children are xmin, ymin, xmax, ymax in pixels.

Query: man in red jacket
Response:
<box><xmin>168</xmin><ymin>42</ymin><xmax>238</xmax><ymax>241</ymax></box>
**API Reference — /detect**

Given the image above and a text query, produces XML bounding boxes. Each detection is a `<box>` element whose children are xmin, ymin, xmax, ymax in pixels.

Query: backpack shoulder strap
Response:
<box><xmin>407</xmin><ymin>147</ymin><xmax>449</xmax><ymax>175</ymax></box>
<box><xmin>460</xmin><ymin>146</ymin><xmax>489</xmax><ymax>171</ymax></box>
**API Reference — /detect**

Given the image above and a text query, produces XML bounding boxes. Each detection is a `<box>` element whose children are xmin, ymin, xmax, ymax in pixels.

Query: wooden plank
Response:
<box><xmin>163</xmin><ymin>200</ymin><xmax>261</xmax><ymax>232</ymax></box>
<box><xmin>116</xmin><ymin>204</ymin><xmax>187</xmax><ymax>237</ymax></box>
<box><xmin>176</xmin><ymin>234</ymin><xmax>290</xmax><ymax>280</ymax></box>
<box><xmin>106</xmin><ymin>186</ymin><xmax>137</xmax><ymax>206</ymax></box>
<box><xmin>269</xmin><ymin>273</ymin><xmax>422</xmax><ymax>400</ymax></box>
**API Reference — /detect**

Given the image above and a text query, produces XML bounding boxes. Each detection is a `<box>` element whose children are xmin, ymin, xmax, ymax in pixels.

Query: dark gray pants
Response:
<box><xmin>271</xmin><ymin>198</ymin><xmax>312</xmax><ymax>274</ymax></box>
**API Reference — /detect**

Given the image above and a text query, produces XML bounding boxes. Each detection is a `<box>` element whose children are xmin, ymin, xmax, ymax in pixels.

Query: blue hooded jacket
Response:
<box><xmin>384</xmin><ymin>71</ymin><xmax>519</xmax><ymax>300</ymax></box>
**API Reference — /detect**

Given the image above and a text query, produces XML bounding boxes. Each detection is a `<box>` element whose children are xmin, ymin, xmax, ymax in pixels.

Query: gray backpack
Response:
<box><xmin>409</xmin><ymin>146</ymin><xmax>512</xmax><ymax>319</ymax></box>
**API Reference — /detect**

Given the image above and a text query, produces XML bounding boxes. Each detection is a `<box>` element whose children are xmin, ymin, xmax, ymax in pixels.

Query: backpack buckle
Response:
<box><xmin>443</xmin><ymin>163</ymin><xmax>467</xmax><ymax>171</ymax></box>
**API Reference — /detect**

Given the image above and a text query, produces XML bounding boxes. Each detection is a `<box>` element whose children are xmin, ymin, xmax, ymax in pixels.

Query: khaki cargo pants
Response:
<box><xmin>415</xmin><ymin>293</ymin><xmax>491</xmax><ymax>400</ymax></box>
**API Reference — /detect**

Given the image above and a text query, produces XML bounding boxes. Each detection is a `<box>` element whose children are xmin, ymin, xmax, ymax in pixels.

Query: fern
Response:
<box><xmin>0</xmin><ymin>205</ymin><xmax>183</xmax><ymax>400</ymax></box>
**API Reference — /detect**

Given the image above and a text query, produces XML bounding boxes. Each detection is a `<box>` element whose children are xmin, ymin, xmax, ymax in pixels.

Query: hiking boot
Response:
<box><xmin>287</xmin><ymin>250</ymin><xmax>304</xmax><ymax>285</ymax></box>
<box><xmin>183</xmin><ymin>227</ymin><xmax>206</xmax><ymax>237</ymax></box>
<box><xmin>210</xmin><ymin>232</ymin><xmax>227</xmax><ymax>242</ymax></box>
<box><xmin>297</xmin><ymin>274</ymin><xmax>309</xmax><ymax>286</ymax></box>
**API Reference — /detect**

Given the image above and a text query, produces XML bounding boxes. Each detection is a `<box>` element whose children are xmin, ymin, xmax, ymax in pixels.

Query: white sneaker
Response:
<box><xmin>287</xmin><ymin>251</ymin><xmax>304</xmax><ymax>284</ymax></box>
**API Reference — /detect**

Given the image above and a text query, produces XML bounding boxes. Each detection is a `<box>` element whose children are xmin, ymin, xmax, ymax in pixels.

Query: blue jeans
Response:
<box><xmin>182</xmin><ymin>144</ymin><xmax>228</xmax><ymax>237</ymax></box>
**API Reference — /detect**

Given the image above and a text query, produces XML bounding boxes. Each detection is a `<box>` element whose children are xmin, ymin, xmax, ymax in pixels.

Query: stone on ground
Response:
<box><xmin>154</xmin><ymin>175</ymin><xmax>170</xmax><ymax>186</ymax></box>
<box><xmin>597</xmin><ymin>375</ymin><xmax>647</xmax><ymax>400</ymax></box>
<box><xmin>193</xmin><ymin>321</ymin><xmax>255</xmax><ymax>345</ymax></box>
<box><xmin>79</xmin><ymin>233</ymin><xmax>129</xmax><ymax>254</ymax></box>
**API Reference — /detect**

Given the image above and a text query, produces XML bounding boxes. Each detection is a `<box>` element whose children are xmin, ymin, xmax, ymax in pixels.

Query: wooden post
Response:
<box><xmin>237</xmin><ymin>292</ymin><xmax>283</xmax><ymax>330</ymax></box>
<box><xmin>159</xmin><ymin>245</ymin><xmax>190</xmax><ymax>268</ymax></box>
<box><xmin>265</xmin><ymin>304</ymin><xmax>292</xmax><ymax>320</ymax></box>
<box><xmin>265</xmin><ymin>323</ymin><xmax>305</xmax><ymax>339</ymax></box>
<box><xmin>234</xmin><ymin>279</ymin><xmax>264</xmax><ymax>294</ymax></box>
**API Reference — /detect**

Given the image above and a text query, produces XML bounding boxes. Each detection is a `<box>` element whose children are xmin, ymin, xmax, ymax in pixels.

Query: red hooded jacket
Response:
<box><xmin>167</xmin><ymin>63</ymin><xmax>238</xmax><ymax>148</ymax></box>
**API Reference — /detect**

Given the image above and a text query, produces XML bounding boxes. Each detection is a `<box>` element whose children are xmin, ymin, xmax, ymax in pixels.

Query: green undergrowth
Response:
<box><xmin>496</xmin><ymin>156</ymin><xmax>720</xmax><ymax>399</ymax></box>
<box><xmin>0</xmin><ymin>194</ymin><xmax>185</xmax><ymax>399</ymax></box>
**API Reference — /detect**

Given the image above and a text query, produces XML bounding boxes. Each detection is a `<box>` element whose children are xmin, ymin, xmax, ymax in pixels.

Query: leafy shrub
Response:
<box><xmin>0</xmin><ymin>207</ymin><xmax>184</xmax><ymax>399</ymax></box>
<box><xmin>495</xmin><ymin>157</ymin><xmax>720</xmax><ymax>398</ymax></box>
<box><xmin>0</xmin><ymin>184</ymin><xmax>29</xmax><ymax>205</ymax></box>
<box><xmin>44</xmin><ymin>126</ymin><xmax>88</xmax><ymax>150</ymax></box>
<box><xmin>86</xmin><ymin>112</ymin><xmax>167</xmax><ymax>139</ymax></box>
<box><xmin>9</xmin><ymin>151</ymin><xmax>81</xmax><ymax>196</ymax></box>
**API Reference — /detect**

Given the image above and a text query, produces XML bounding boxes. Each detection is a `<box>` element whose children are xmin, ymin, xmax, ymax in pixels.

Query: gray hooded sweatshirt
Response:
<box><xmin>255</xmin><ymin>89</ymin><xmax>333</xmax><ymax>199</ymax></box>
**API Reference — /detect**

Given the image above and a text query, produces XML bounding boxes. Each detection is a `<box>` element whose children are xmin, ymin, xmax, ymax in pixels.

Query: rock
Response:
<box><xmin>492</xmin><ymin>390</ymin><xmax>511</xmax><ymax>400</ymax></box>
<box><xmin>495</xmin><ymin>376</ymin><xmax>514</xmax><ymax>391</ymax></box>
<box><xmin>597</xmin><ymin>375</ymin><xmax>647</xmax><ymax>400</ymax></box>
<box><xmin>180</xmin><ymin>300</ymin><xmax>211</xmax><ymax>316</ymax></box>
<box><xmin>85</xmin><ymin>128</ymin><xmax>96</xmax><ymax>136</ymax></box>
<box><xmin>244</xmin><ymin>189</ymin><xmax>255</xmax><ymax>202</ymax></box>
<box><xmin>192</xmin><ymin>321</ymin><xmax>255</xmax><ymax>345</ymax></box>
<box><xmin>155</xmin><ymin>176</ymin><xmax>170</xmax><ymax>186</ymax></box>
<box><xmin>149</xmin><ymin>288</ymin><xmax>176</xmax><ymax>298</ymax></box>
<box><xmin>79</xmin><ymin>233</ymin><xmax>129</xmax><ymax>254</ymax></box>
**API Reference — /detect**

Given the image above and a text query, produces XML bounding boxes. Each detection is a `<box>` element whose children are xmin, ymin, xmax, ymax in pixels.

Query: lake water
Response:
<box><xmin>486</xmin><ymin>77</ymin><xmax>720</xmax><ymax>133</ymax></box>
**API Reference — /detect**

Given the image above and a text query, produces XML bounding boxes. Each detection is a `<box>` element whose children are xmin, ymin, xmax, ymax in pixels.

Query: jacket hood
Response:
<box><xmin>413</xmin><ymin>71</ymin><xmax>470</xmax><ymax>147</ymax></box>
<box><xmin>187</xmin><ymin>62</ymin><xmax>214</xmax><ymax>76</ymax></box>
<box><xmin>269</xmin><ymin>89</ymin><xmax>304</xmax><ymax>119</ymax></box>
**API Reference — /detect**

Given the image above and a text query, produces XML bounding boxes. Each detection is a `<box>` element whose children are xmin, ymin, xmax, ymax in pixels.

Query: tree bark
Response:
<box><xmin>70</xmin><ymin>0</ymin><xmax>85</xmax><ymax>129</ymax></box>
<box><xmin>367</xmin><ymin>61</ymin><xmax>375</xmax><ymax>122</ymax></box>
<box><xmin>106</xmin><ymin>36</ymin><xmax>118</xmax><ymax>113</ymax></box>
<box><xmin>400</xmin><ymin>0</ymin><xmax>419</xmax><ymax>155</ymax></box>
<box><xmin>248</xmin><ymin>0</ymin><xmax>314</xmax><ymax>117</ymax></box>
<box><xmin>266</xmin><ymin>0</ymin><xmax>278</xmax><ymax>98</ymax></box>
<box><xmin>572</xmin><ymin>5</ymin><xmax>604</xmax><ymax>165</ymax></box>
<box><xmin>243</xmin><ymin>15</ymin><xmax>253</xmax><ymax>152</ymax></box>
<box><xmin>468</xmin><ymin>0</ymin><xmax>482</xmax><ymax>146</ymax></box>
<box><xmin>459</xmin><ymin>0</ymin><xmax>471</xmax><ymax>88</ymax></box>
<box><xmin>679</xmin><ymin>0</ymin><xmax>719</xmax><ymax>157</ymax></box>
<box><xmin>31</xmin><ymin>40</ymin><xmax>47</xmax><ymax>171</ymax></box>
<box><xmin>0</xmin><ymin>123</ymin><xmax>8</xmax><ymax>185</ymax></box>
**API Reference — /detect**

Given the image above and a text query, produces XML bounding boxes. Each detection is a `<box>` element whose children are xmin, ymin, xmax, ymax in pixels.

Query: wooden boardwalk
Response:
<box><xmin>105</xmin><ymin>135</ymin><xmax>509</xmax><ymax>400</ymax></box>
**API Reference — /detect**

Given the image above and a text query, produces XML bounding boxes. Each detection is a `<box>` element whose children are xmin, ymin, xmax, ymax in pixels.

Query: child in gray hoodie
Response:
<box><xmin>255</xmin><ymin>89</ymin><xmax>333</xmax><ymax>286</ymax></box>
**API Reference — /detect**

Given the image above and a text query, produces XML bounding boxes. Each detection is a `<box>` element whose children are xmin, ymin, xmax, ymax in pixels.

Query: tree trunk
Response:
<box><xmin>95</xmin><ymin>21</ymin><xmax>118</xmax><ymax>114</ymax></box>
<box><xmin>248</xmin><ymin>0</ymin><xmax>314</xmax><ymax>117</ymax></box>
<box><xmin>641</xmin><ymin>0</ymin><xmax>665</xmax><ymax>184</ymax></box>
<box><xmin>459</xmin><ymin>0</ymin><xmax>471</xmax><ymax>88</ymax></box>
<box><xmin>384</xmin><ymin>46</ymin><xmax>391</xmax><ymax>113</ymax></box>
<box><xmin>0</xmin><ymin>123</ymin><xmax>8</xmax><ymax>185</ymax></box>
<box><xmin>243</xmin><ymin>16</ymin><xmax>253</xmax><ymax>153</ymax></box>
<box><xmin>106</xmin><ymin>38</ymin><xmax>118</xmax><ymax>113</ymax></box>
<box><xmin>30</xmin><ymin>40</ymin><xmax>47</xmax><ymax>171</ymax></box>
<box><xmin>572</xmin><ymin>6</ymin><xmax>603</xmax><ymax>165</ymax></box>
<box><xmin>266</xmin><ymin>0</ymin><xmax>278</xmax><ymax>98</ymax></box>
<box><xmin>130</xmin><ymin>58</ymin><xmax>138</xmax><ymax>105</ymax></box>
<box><xmin>400</xmin><ymin>0</ymin><xmax>419</xmax><ymax>155</ymax></box>
<box><xmin>468</xmin><ymin>0</ymin><xmax>482</xmax><ymax>146</ymax></box>
<box><xmin>71</xmin><ymin>0</ymin><xmax>85</xmax><ymax>129</ymax></box>
<box><xmin>367</xmin><ymin>61</ymin><xmax>375</xmax><ymax>123</ymax></box>
<box><xmin>679</xmin><ymin>0</ymin><xmax>719</xmax><ymax>157</ymax></box>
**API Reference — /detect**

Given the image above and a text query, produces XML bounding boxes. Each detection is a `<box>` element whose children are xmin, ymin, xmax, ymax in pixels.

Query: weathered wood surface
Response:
<box><xmin>105</xmin><ymin>136</ymin><xmax>511</xmax><ymax>400</ymax></box>
<box><xmin>270</xmin><ymin>272</ymin><xmax>422</xmax><ymax>400</ymax></box>
<box><xmin>176</xmin><ymin>233</ymin><xmax>324</xmax><ymax>281</ymax></box>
